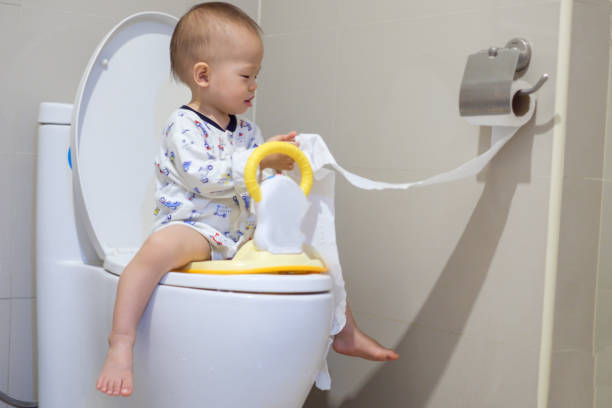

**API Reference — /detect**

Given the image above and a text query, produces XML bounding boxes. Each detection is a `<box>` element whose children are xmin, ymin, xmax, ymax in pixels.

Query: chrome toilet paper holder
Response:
<box><xmin>459</xmin><ymin>38</ymin><xmax>549</xmax><ymax>117</ymax></box>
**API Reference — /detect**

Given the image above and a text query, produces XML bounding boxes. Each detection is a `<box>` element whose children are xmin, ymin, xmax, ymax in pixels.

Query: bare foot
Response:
<box><xmin>333</xmin><ymin>325</ymin><xmax>400</xmax><ymax>361</ymax></box>
<box><xmin>333</xmin><ymin>303</ymin><xmax>399</xmax><ymax>361</ymax></box>
<box><xmin>96</xmin><ymin>334</ymin><xmax>135</xmax><ymax>397</ymax></box>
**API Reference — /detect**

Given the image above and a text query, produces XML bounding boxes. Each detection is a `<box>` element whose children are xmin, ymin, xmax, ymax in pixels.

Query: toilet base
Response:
<box><xmin>37</xmin><ymin>261</ymin><xmax>334</xmax><ymax>408</ymax></box>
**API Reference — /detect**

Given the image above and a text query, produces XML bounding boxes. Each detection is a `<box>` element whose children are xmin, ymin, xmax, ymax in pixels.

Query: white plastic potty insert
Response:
<box><xmin>36</xmin><ymin>12</ymin><xmax>334</xmax><ymax>408</ymax></box>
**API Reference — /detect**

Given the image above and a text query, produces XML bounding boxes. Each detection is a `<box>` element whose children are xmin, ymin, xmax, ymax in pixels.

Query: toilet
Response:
<box><xmin>35</xmin><ymin>12</ymin><xmax>334</xmax><ymax>408</ymax></box>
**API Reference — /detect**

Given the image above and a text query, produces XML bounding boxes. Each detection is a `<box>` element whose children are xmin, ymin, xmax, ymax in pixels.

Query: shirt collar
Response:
<box><xmin>180</xmin><ymin>105</ymin><xmax>237</xmax><ymax>132</ymax></box>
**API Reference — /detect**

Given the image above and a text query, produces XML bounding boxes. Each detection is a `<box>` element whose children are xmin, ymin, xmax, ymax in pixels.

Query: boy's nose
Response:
<box><xmin>249</xmin><ymin>81</ymin><xmax>258</xmax><ymax>92</ymax></box>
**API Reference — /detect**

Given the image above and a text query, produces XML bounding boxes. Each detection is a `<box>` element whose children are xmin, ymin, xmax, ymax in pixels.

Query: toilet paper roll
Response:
<box><xmin>297</xmin><ymin>79</ymin><xmax>536</xmax><ymax>390</ymax></box>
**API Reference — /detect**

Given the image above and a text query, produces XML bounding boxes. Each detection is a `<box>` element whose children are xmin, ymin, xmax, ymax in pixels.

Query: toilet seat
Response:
<box><xmin>70</xmin><ymin>12</ymin><xmax>332</xmax><ymax>294</ymax></box>
<box><xmin>104</xmin><ymin>251</ymin><xmax>332</xmax><ymax>293</ymax></box>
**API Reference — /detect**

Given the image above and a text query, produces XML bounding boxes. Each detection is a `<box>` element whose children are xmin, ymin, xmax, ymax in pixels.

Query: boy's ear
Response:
<box><xmin>192</xmin><ymin>62</ymin><xmax>210</xmax><ymax>88</ymax></box>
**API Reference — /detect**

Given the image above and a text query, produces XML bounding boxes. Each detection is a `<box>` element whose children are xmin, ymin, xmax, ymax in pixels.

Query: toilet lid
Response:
<box><xmin>71</xmin><ymin>12</ymin><xmax>188</xmax><ymax>260</ymax></box>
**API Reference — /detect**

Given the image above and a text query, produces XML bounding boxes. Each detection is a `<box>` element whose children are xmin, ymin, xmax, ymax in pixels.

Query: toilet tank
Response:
<box><xmin>36</xmin><ymin>102</ymin><xmax>95</xmax><ymax>264</ymax></box>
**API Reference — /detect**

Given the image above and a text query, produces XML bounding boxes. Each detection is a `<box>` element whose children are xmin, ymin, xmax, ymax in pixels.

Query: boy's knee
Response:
<box><xmin>141</xmin><ymin>226</ymin><xmax>210</xmax><ymax>267</ymax></box>
<box><xmin>142</xmin><ymin>230</ymin><xmax>179</xmax><ymax>261</ymax></box>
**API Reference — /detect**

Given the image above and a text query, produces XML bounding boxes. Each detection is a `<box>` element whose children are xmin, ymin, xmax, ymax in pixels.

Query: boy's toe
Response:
<box><xmin>110</xmin><ymin>379</ymin><xmax>120</xmax><ymax>395</ymax></box>
<box><xmin>386</xmin><ymin>351</ymin><xmax>399</xmax><ymax>361</ymax></box>
<box><xmin>120</xmin><ymin>377</ymin><xmax>133</xmax><ymax>396</ymax></box>
<box><xmin>99</xmin><ymin>377</ymin><xmax>109</xmax><ymax>391</ymax></box>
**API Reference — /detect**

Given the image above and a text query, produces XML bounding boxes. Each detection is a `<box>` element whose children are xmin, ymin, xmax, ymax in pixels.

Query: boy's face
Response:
<box><xmin>205</xmin><ymin>27</ymin><xmax>263</xmax><ymax>116</ymax></box>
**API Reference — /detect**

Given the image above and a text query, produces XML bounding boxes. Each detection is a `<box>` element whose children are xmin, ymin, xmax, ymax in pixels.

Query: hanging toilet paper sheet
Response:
<box><xmin>292</xmin><ymin>79</ymin><xmax>537</xmax><ymax>389</ymax></box>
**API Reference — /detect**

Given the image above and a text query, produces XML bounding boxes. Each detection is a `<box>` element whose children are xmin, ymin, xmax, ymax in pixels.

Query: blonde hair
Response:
<box><xmin>170</xmin><ymin>2</ymin><xmax>262</xmax><ymax>85</ymax></box>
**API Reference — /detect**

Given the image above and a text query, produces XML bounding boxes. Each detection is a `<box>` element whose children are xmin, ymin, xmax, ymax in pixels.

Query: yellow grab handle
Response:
<box><xmin>244</xmin><ymin>141</ymin><xmax>313</xmax><ymax>202</ymax></box>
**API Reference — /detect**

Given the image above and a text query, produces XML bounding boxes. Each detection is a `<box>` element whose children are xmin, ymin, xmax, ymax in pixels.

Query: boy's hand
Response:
<box><xmin>260</xmin><ymin>131</ymin><xmax>298</xmax><ymax>172</ymax></box>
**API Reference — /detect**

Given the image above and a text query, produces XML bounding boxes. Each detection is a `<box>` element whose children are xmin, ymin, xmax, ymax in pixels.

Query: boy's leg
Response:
<box><xmin>96</xmin><ymin>224</ymin><xmax>211</xmax><ymax>397</ymax></box>
<box><xmin>332</xmin><ymin>301</ymin><xmax>399</xmax><ymax>361</ymax></box>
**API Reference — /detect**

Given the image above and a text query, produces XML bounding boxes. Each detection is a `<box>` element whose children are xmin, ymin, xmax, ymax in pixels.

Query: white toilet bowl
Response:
<box><xmin>35</xmin><ymin>12</ymin><xmax>334</xmax><ymax>408</ymax></box>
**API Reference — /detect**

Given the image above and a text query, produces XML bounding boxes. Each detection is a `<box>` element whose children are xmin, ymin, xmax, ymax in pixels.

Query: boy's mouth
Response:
<box><xmin>245</xmin><ymin>96</ymin><xmax>254</xmax><ymax>107</ymax></box>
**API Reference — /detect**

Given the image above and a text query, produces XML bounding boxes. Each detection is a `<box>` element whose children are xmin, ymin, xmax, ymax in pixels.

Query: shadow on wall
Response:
<box><xmin>304</xmin><ymin>113</ymin><xmax>554</xmax><ymax>408</ymax></box>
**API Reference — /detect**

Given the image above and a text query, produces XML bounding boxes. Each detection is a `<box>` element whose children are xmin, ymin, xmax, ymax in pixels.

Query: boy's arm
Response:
<box><xmin>233</xmin><ymin>124</ymin><xmax>276</xmax><ymax>183</ymax></box>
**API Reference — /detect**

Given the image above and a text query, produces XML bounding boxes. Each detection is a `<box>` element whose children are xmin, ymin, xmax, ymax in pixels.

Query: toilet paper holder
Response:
<box><xmin>459</xmin><ymin>38</ymin><xmax>549</xmax><ymax>117</ymax></box>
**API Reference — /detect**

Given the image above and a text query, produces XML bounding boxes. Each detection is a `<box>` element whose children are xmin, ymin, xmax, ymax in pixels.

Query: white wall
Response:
<box><xmin>0</xmin><ymin>1</ymin><xmax>259</xmax><ymax>405</ymax></box>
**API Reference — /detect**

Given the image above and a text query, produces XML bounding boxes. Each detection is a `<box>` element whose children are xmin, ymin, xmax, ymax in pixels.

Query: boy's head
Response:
<box><xmin>170</xmin><ymin>2</ymin><xmax>262</xmax><ymax>89</ymax></box>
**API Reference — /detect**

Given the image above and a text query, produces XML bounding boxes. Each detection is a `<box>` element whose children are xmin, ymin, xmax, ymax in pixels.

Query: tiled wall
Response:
<box><xmin>256</xmin><ymin>0</ymin><xmax>560</xmax><ymax>407</ymax></box>
<box><xmin>550</xmin><ymin>3</ymin><xmax>610</xmax><ymax>408</ymax></box>
<box><xmin>0</xmin><ymin>0</ymin><xmax>258</xmax><ymax>405</ymax></box>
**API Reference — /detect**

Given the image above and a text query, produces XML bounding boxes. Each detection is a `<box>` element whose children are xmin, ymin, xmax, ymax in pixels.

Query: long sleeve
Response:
<box><xmin>160</xmin><ymin>113</ymin><xmax>262</xmax><ymax>199</ymax></box>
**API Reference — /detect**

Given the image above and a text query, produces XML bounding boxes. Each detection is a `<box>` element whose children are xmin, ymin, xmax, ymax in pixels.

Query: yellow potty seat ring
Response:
<box><xmin>244</xmin><ymin>141</ymin><xmax>313</xmax><ymax>202</ymax></box>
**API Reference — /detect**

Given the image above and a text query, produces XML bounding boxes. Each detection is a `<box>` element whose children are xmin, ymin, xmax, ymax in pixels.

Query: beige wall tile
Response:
<box><xmin>257</xmin><ymin>29</ymin><xmax>336</xmax><ymax>139</ymax></box>
<box><xmin>597</xmin><ymin>346</ymin><xmax>612</xmax><ymax>386</ymax></box>
<box><xmin>7</xmin><ymin>298</ymin><xmax>35</xmax><ymax>403</ymax></box>
<box><xmin>596</xmin><ymin>385</ymin><xmax>612</xmax><ymax>408</ymax></box>
<box><xmin>558</xmin><ymin>178</ymin><xmax>603</xmax><ymax>283</ymax></box>
<box><xmin>553</xmin><ymin>178</ymin><xmax>601</xmax><ymax>353</ymax></box>
<box><xmin>336</xmin><ymin>0</ymin><xmax>485</xmax><ymax>28</ymax></box>
<box><xmin>336</xmin><ymin>0</ymin><xmax>559</xmax><ymax>29</ymax></box>
<box><xmin>575</xmin><ymin>0</ymin><xmax>610</xmax><ymax>6</ymax></box>
<box><xmin>564</xmin><ymin>1</ymin><xmax>609</xmax><ymax>179</ymax></box>
<box><xmin>0</xmin><ymin>263</ymin><xmax>9</xmax><ymax>300</ymax></box>
<box><xmin>19</xmin><ymin>0</ymin><xmax>262</xmax><ymax>22</ymax></box>
<box><xmin>0</xmin><ymin>300</ymin><xmax>9</xmax><ymax>408</ymax></box>
<box><xmin>2</xmin><ymin>7</ymin><xmax>115</xmax><ymax>155</ymax></box>
<box><xmin>0</xmin><ymin>155</ymin><xmax>15</xmax><ymax>263</ymax></box>
<box><xmin>0</xmin><ymin>4</ymin><xmax>24</xmax><ymax>155</ymax></box>
<box><xmin>553</xmin><ymin>278</ymin><xmax>596</xmax><ymax>352</ymax></box>
<box><xmin>598</xmin><ymin>182</ymin><xmax>612</xmax><ymax>290</ymax></box>
<box><xmin>10</xmin><ymin>154</ymin><xmax>34</xmax><ymax>299</ymax></box>
<box><xmin>185</xmin><ymin>0</ymin><xmax>259</xmax><ymax>21</ymax></box>
<box><xmin>596</xmin><ymin>289</ymin><xmax>612</xmax><ymax>351</ymax></box>
<box><xmin>261</xmin><ymin>0</ymin><xmax>339</xmax><ymax>34</ymax></box>
<box><xmin>19</xmin><ymin>1</ymin><xmax>255</xmax><ymax>23</ymax></box>
<box><xmin>21</xmin><ymin>0</ymin><xmax>188</xmax><ymax>21</ymax></box>
<box><xmin>549</xmin><ymin>350</ymin><xmax>594</xmax><ymax>408</ymax></box>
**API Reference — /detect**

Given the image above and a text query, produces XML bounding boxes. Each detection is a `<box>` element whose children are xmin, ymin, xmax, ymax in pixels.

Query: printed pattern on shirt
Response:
<box><xmin>152</xmin><ymin>108</ymin><xmax>267</xmax><ymax>258</ymax></box>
